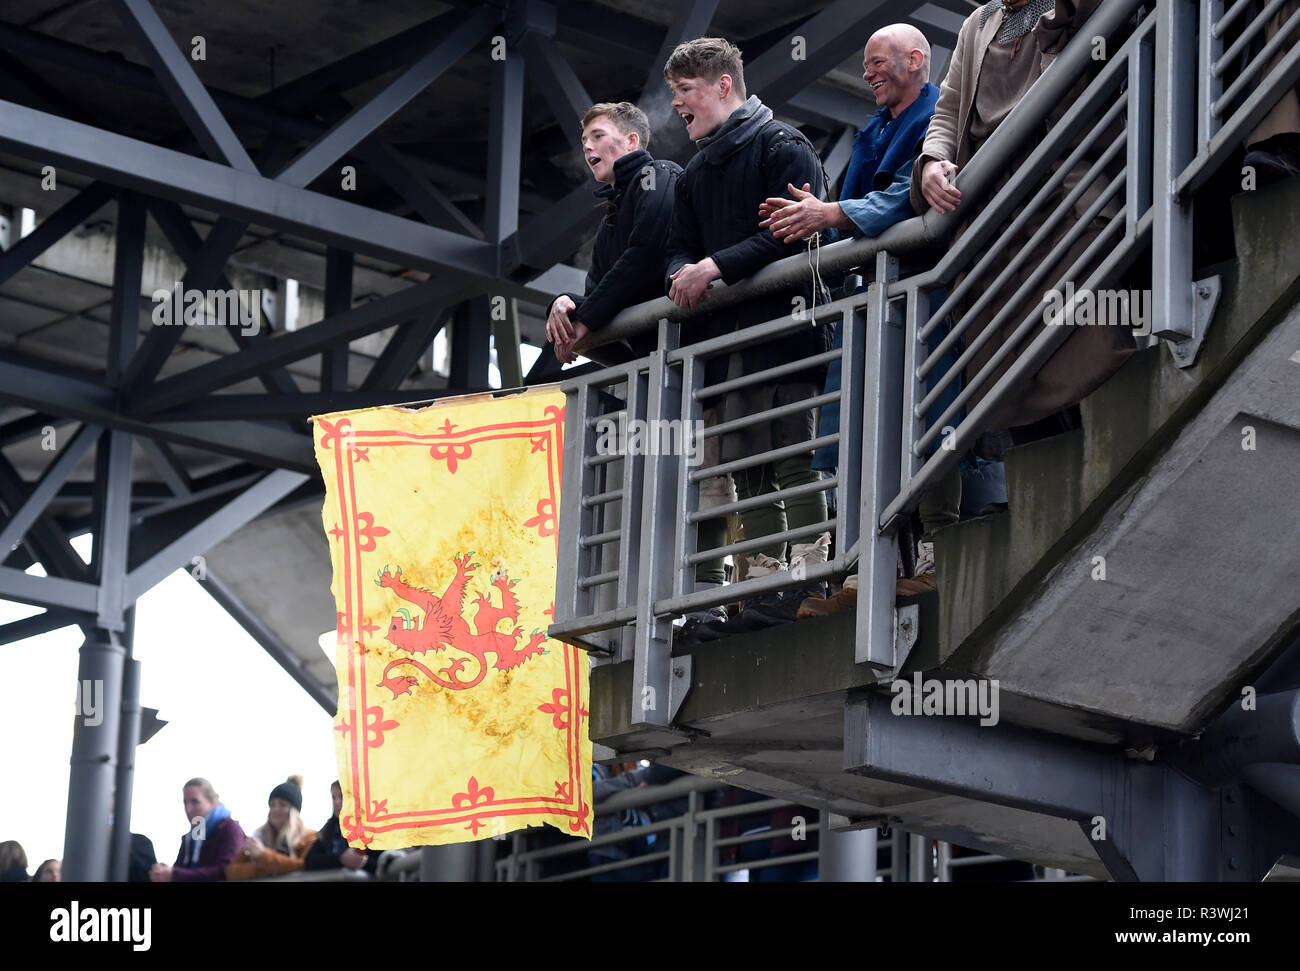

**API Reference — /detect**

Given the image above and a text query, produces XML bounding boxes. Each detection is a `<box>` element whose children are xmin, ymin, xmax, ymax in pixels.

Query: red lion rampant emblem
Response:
<box><xmin>374</xmin><ymin>552</ymin><xmax>548</xmax><ymax>697</ymax></box>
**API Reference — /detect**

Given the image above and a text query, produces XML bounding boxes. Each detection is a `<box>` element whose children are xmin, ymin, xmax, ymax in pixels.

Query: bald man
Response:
<box><xmin>759</xmin><ymin>24</ymin><xmax>940</xmax><ymax>490</ymax></box>
<box><xmin>760</xmin><ymin>24</ymin><xmax>937</xmax><ymax>242</ymax></box>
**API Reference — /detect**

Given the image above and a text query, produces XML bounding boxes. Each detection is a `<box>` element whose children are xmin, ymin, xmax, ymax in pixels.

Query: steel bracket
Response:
<box><xmin>1167</xmin><ymin>275</ymin><xmax>1221</xmax><ymax>369</ymax></box>
<box><xmin>669</xmin><ymin>652</ymin><xmax>694</xmax><ymax>724</ymax></box>
<box><xmin>893</xmin><ymin>603</ymin><xmax>920</xmax><ymax>673</ymax></box>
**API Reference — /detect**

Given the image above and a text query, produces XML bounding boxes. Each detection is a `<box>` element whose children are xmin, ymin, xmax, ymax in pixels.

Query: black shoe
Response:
<box><xmin>694</xmin><ymin>611</ymin><xmax>747</xmax><ymax>641</ymax></box>
<box><xmin>741</xmin><ymin>585</ymin><xmax>828</xmax><ymax>630</ymax></box>
<box><xmin>1243</xmin><ymin>148</ymin><xmax>1300</xmax><ymax>186</ymax></box>
<box><xmin>677</xmin><ymin>608</ymin><xmax>727</xmax><ymax>645</ymax></box>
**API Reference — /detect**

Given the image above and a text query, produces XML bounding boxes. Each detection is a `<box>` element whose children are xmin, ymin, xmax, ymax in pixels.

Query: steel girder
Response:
<box><xmin>0</xmin><ymin>99</ymin><xmax>501</xmax><ymax>280</ymax></box>
<box><xmin>845</xmin><ymin>690</ymin><xmax>1300</xmax><ymax>881</ymax></box>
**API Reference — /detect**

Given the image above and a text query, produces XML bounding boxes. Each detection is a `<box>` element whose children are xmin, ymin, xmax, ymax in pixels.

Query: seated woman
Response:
<box><xmin>225</xmin><ymin>776</ymin><xmax>316</xmax><ymax>880</ymax></box>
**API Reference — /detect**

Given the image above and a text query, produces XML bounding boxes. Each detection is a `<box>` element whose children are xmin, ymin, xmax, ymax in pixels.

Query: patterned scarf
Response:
<box><xmin>979</xmin><ymin>0</ymin><xmax>1057</xmax><ymax>44</ymax></box>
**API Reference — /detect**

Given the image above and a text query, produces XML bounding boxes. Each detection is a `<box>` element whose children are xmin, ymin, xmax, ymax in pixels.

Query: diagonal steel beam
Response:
<box><xmin>123</xmin><ymin>214</ymin><xmax>256</xmax><ymax>388</ymax></box>
<box><xmin>127</xmin><ymin>134</ymin><xmax>314</xmax><ymax>392</ymax></box>
<box><xmin>745</xmin><ymin>0</ymin><xmax>899</xmax><ymax>110</ymax></box>
<box><xmin>0</xmin><ymin>414</ymin><xmax>73</xmax><ymax>448</ymax></box>
<box><xmin>0</xmin><ymin>565</ymin><xmax>98</xmax><ymax>612</ymax></box>
<box><xmin>354</xmin><ymin>131</ymin><xmax>486</xmax><ymax>240</ymax></box>
<box><xmin>109</xmin><ymin>0</ymin><xmax>256</xmax><ymax>171</ymax></box>
<box><xmin>0</xmin><ymin>608</ymin><xmax>93</xmax><ymax>646</ymax></box>
<box><xmin>0</xmin><ymin>422</ymin><xmax>101</xmax><ymax>557</ymax></box>
<box><xmin>360</xmin><ymin>317</ymin><xmax>449</xmax><ymax>390</ymax></box>
<box><xmin>522</xmin><ymin>32</ymin><xmax>592</xmax><ymax>155</ymax></box>
<box><xmin>502</xmin><ymin>182</ymin><xmax>602</xmax><ymax>273</ymax></box>
<box><xmin>135</xmin><ymin>438</ymin><xmax>191</xmax><ymax>497</ymax></box>
<box><xmin>0</xmin><ymin>181</ymin><xmax>115</xmax><ymax>290</ymax></box>
<box><xmin>130</xmin><ymin>276</ymin><xmax>481</xmax><ymax>414</ymax></box>
<box><xmin>259</xmin><ymin>10</ymin><xmax>471</xmax><ymax>112</ymax></box>
<box><xmin>125</xmin><ymin>469</ymin><xmax>309</xmax><ymax>601</ymax></box>
<box><xmin>0</xmin><ymin>22</ymin><xmax>551</xmax><ymax>212</ymax></box>
<box><xmin>0</xmin><ymin>357</ymin><xmax>316</xmax><ymax>472</ymax></box>
<box><xmin>275</xmin><ymin>6</ymin><xmax>500</xmax><ymax>189</ymax></box>
<box><xmin>0</xmin><ymin>98</ymin><xmax>499</xmax><ymax>280</ymax></box>
<box><xmin>788</xmin><ymin>83</ymin><xmax>877</xmax><ymax>129</ymax></box>
<box><xmin>0</xmin><ymin>452</ymin><xmax>90</xmax><ymax>582</ymax></box>
<box><xmin>306</xmin><ymin>90</ymin><xmax>484</xmax><ymax>239</ymax></box>
<box><xmin>199</xmin><ymin>569</ymin><xmax>335</xmax><ymax>713</ymax></box>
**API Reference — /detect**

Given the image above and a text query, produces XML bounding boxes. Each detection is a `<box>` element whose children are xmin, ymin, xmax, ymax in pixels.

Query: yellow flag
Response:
<box><xmin>312</xmin><ymin>388</ymin><xmax>591</xmax><ymax>848</ymax></box>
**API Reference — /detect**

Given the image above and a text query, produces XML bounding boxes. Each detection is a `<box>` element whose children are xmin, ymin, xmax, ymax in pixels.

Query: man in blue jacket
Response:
<box><xmin>757</xmin><ymin>26</ymin><xmax>953</xmax><ymax>618</ymax></box>
<box><xmin>761</xmin><ymin>25</ymin><xmax>938</xmax><ymax>245</ymax></box>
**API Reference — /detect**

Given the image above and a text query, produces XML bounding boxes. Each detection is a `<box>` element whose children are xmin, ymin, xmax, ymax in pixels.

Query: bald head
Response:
<box><xmin>870</xmin><ymin>24</ymin><xmax>931</xmax><ymax>81</ymax></box>
<box><xmin>862</xmin><ymin>24</ymin><xmax>930</xmax><ymax>115</ymax></box>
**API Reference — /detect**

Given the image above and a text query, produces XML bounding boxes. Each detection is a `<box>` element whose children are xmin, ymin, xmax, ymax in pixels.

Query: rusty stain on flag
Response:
<box><xmin>312</xmin><ymin>388</ymin><xmax>591</xmax><ymax>847</ymax></box>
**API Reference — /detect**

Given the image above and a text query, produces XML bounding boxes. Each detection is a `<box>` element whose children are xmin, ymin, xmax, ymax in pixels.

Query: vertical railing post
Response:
<box><xmin>835</xmin><ymin>280</ymin><xmax>868</xmax><ymax>565</ymax></box>
<box><xmin>1127</xmin><ymin>24</ymin><xmax>1155</xmax><ymax>243</ymax></box>
<box><xmin>554</xmin><ymin>383</ymin><xmax>590</xmax><ymax>627</ymax></box>
<box><xmin>937</xmin><ymin>840</ymin><xmax>953</xmax><ymax>882</ymax></box>
<box><xmin>855</xmin><ymin>253</ymin><xmax>904</xmax><ymax>669</ymax></box>
<box><xmin>672</xmin><ymin>328</ymin><xmax>704</xmax><ymax>601</ymax></box>
<box><xmin>632</xmin><ymin>322</ymin><xmax>686</xmax><ymax>728</ymax></box>
<box><xmin>1198</xmin><ymin>0</ymin><xmax>1225</xmax><ymax>148</ymax></box>
<box><xmin>1152</xmin><ymin>0</ymin><xmax>1198</xmax><ymax>341</ymax></box>
<box><xmin>898</xmin><ymin>285</ymin><xmax>925</xmax><ymax>497</ymax></box>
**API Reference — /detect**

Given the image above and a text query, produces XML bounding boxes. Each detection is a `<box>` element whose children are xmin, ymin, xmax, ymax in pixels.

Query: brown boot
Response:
<box><xmin>895</xmin><ymin>573</ymin><xmax>936</xmax><ymax>598</ymax></box>
<box><xmin>798</xmin><ymin>574</ymin><xmax>857</xmax><ymax>618</ymax></box>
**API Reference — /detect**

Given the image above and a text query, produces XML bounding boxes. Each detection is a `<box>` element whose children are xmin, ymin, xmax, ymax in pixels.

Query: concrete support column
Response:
<box><xmin>63</xmin><ymin>628</ymin><xmax>126</xmax><ymax>882</ymax></box>
<box><xmin>818</xmin><ymin>811</ymin><xmax>877</xmax><ymax>881</ymax></box>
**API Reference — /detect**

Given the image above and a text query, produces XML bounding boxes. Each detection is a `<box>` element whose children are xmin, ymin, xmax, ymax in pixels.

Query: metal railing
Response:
<box><xmin>550</xmin><ymin>0</ymin><xmax>1297</xmax><ymax>730</ymax></box>
<box><xmin>494</xmin><ymin>776</ymin><xmax>825</xmax><ymax>882</ymax></box>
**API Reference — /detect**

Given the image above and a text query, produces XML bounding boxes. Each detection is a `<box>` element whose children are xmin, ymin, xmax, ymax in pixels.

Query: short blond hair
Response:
<box><xmin>581</xmin><ymin>102</ymin><xmax>651</xmax><ymax>149</ymax></box>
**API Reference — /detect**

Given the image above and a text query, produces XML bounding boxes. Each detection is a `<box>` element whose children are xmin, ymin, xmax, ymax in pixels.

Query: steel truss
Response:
<box><xmin>0</xmin><ymin>0</ymin><xmax>954</xmax><ymax>881</ymax></box>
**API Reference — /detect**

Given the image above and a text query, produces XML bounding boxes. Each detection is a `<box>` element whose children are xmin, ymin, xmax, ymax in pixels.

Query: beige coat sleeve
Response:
<box><xmin>910</xmin><ymin>12</ymin><xmax>972</xmax><ymax>214</ymax></box>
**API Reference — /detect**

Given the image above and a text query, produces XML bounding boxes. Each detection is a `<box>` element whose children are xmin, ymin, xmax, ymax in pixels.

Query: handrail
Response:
<box><xmin>595</xmin><ymin>774</ymin><xmax>724</xmax><ymax>814</ymax></box>
<box><xmin>552</xmin><ymin>0</ymin><xmax>1291</xmax><ymax>732</ymax></box>
<box><xmin>570</xmin><ymin>0</ymin><xmax>1147</xmax><ymax>353</ymax></box>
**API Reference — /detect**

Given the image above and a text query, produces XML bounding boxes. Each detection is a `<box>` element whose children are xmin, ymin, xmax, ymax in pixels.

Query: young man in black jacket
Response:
<box><xmin>546</xmin><ymin>102</ymin><xmax>681</xmax><ymax>363</ymax></box>
<box><xmin>545</xmin><ymin>102</ymin><xmax>735</xmax><ymax>636</ymax></box>
<box><xmin>664</xmin><ymin>37</ymin><xmax>832</xmax><ymax>637</ymax></box>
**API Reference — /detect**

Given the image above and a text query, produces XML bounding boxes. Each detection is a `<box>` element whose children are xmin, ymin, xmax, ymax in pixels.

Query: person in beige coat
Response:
<box><xmin>911</xmin><ymin>0</ymin><xmax>1136</xmax><ymax>436</ymax></box>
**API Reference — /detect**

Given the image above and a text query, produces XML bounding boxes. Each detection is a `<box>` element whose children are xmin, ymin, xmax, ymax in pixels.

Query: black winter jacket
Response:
<box><xmin>549</xmin><ymin>149</ymin><xmax>681</xmax><ymax>334</ymax></box>
<box><xmin>665</xmin><ymin>97</ymin><xmax>832</xmax><ymax>382</ymax></box>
